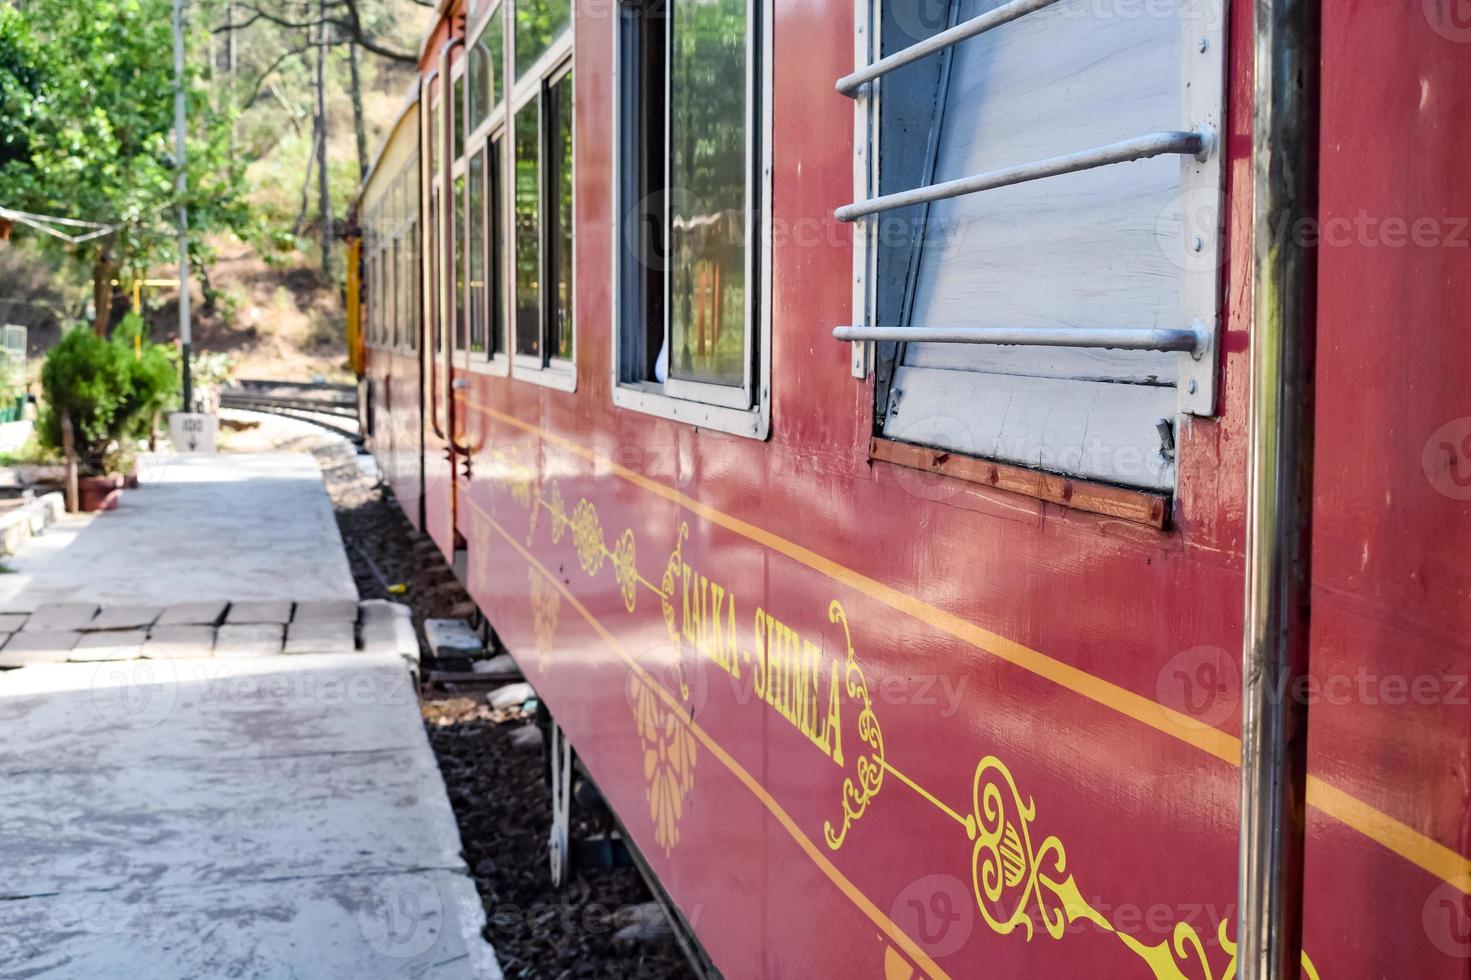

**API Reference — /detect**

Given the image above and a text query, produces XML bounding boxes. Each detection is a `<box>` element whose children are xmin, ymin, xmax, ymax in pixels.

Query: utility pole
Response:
<box><xmin>315</xmin><ymin>6</ymin><xmax>333</xmax><ymax>273</ymax></box>
<box><xmin>172</xmin><ymin>0</ymin><xmax>193</xmax><ymax>412</ymax></box>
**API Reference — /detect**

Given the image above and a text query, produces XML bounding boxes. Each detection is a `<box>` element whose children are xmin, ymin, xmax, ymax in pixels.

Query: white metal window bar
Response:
<box><xmin>835</xmin><ymin>129</ymin><xmax>1210</xmax><ymax>222</ymax></box>
<box><xmin>836</xmin><ymin>0</ymin><xmax>1067</xmax><ymax>96</ymax></box>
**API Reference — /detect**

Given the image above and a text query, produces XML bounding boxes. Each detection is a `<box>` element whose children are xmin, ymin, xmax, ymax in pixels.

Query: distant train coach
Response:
<box><xmin>349</xmin><ymin>0</ymin><xmax>1471</xmax><ymax>976</ymax></box>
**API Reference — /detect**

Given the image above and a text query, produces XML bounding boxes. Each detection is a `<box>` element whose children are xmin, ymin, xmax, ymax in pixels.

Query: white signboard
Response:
<box><xmin>168</xmin><ymin>412</ymin><xmax>218</xmax><ymax>453</ymax></box>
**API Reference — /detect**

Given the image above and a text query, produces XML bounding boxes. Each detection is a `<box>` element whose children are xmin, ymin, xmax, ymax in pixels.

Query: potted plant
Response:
<box><xmin>37</xmin><ymin>316</ymin><xmax>178</xmax><ymax>511</ymax></box>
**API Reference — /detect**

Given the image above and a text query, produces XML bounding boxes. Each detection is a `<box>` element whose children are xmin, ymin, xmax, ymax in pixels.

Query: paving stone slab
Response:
<box><xmin>69</xmin><ymin>629</ymin><xmax>147</xmax><ymax>662</ymax></box>
<box><xmin>361</xmin><ymin>616</ymin><xmax>420</xmax><ymax>660</ymax></box>
<box><xmin>214</xmin><ymin>623</ymin><xmax>284</xmax><ymax>659</ymax></box>
<box><xmin>142</xmin><ymin>625</ymin><xmax>217</xmax><ymax>659</ymax></box>
<box><xmin>156</xmin><ymin>600</ymin><xmax>229</xmax><ymax>626</ymax></box>
<box><xmin>0</xmin><ymin>630</ymin><xmax>79</xmax><ymax>667</ymax></box>
<box><xmin>0</xmin><ymin>612</ymin><xmax>28</xmax><ymax>632</ymax></box>
<box><xmin>89</xmin><ymin>605</ymin><xmax>164</xmax><ymax>631</ymax></box>
<box><xmin>359</xmin><ymin>599</ymin><xmax>412</xmax><ymax>624</ymax></box>
<box><xmin>24</xmin><ymin>603</ymin><xmax>98</xmax><ymax>632</ymax></box>
<box><xmin>292</xmin><ymin>598</ymin><xmax>361</xmax><ymax>623</ymax></box>
<box><xmin>225</xmin><ymin>600</ymin><xmax>294</xmax><ymax>625</ymax></box>
<box><xmin>284</xmin><ymin>620</ymin><xmax>356</xmax><ymax>655</ymax></box>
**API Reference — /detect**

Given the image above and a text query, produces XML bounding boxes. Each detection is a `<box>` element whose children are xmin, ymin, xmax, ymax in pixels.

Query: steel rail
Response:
<box><xmin>1237</xmin><ymin>0</ymin><xmax>1320</xmax><ymax>976</ymax></box>
<box><xmin>832</xmin><ymin>322</ymin><xmax>1208</xmax><ymax>355</ymax></box>
<box><xmin>834</xmin><ymin>129</ymin><xmax>1209</xmax><ymax>222</ymax></box>
<box><xmin>835</xmin><ymin>0</ymin><xmax>1067</xmax><ymax>96</ymax></box>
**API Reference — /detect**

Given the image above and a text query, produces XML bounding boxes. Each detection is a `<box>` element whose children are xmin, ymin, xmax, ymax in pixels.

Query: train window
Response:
<box><xmin>506</xmin><ymin>49</ymin><xmax>574</xmax><ymax>386</ymax></box>
<box><xmin>467</xmin><ymin>147</ymin><xmax>486</xmax><ymax>354</ymax></box>
<box><xmin>463</xmin><ymin>4</ymin><xmax>509</xmax><ymax>372</ymax></box>
<box><xmin>548</xmin><ymin>69</ymin><xmax>573</xmax><ymax>362</ymax></box>
<box><xmin>611</xmin><ymin>0</ymin><xmax>772</xmax><ymax>439</ymax></box>
<box><xmin>513</xmin><ymin>98</ymin><xmax>541</xmax><ymax>358</ymax></box>
<box><xmin>839</xmin><ymin>0</ymin><xmax>1226</xmax><ymax>494</ymax></box>
<box><xmin>454</xmin><ymin>170</ymin><xmax>467</xmax><ymax>351</ymax></box>
<box><xmin>514</xmin><ymin>0</ymin><xmax>570</xmax><ymax>79</ymax></box>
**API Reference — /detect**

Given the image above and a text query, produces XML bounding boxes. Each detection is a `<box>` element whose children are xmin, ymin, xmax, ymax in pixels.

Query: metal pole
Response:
<box><xmin>1238</xmin><ymin>0</ymin><xmax>1320</xmax><ymax>976</ymax></box>
<box><xmin>172</xmin><ymin>0</ymin><xmax>193</xmax><ymax>413</ymax></box>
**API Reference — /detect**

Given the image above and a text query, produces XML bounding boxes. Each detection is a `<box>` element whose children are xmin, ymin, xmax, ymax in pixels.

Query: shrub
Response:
<box><xmin>37</xmin><ymin>315</ymin><xmax>179</xmax><ymax>474</ymax></box>
<box><xmin>38</xmin><ymin>326</ymin><xmax>129</xmax><ymax>473</ymax></box>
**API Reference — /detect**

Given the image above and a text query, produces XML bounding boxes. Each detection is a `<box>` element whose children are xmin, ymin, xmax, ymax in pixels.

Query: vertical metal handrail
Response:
<box><xmin>1239</xmin><ymin>0</ymin><xmax>1320</xmax><ymax>976</ymax></box>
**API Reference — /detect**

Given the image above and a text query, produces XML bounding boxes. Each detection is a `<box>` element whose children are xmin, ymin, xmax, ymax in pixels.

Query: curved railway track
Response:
<box><xmin>219</xmin><ymin>379</ymin><xmax>362</xmax><ymax>443</ymax></box>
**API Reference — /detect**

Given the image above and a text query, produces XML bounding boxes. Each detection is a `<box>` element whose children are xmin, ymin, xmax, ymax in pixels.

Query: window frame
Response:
<box><xmin>462</xmin><ymin>1</ymin><xmax>513</xmax><ymax>377</ymax></box>
<box><xmin>610</xmin><ymin>0</ymin><xmax>773</xmax><ymax>440</ymax></box>
<box><xmin>845</xmin><ymin>0</ymin><xmax>1227</xmax><ymax>494</ymax></box>
<box><xmin>506</xmin><ymin>30</ymin><xmax>575</xmax><ymax>393</ymax></box>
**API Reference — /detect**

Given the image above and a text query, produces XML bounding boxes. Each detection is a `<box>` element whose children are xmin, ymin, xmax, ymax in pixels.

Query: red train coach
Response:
<box><xmin>349</xmin><ymin>0</ymin><xmax>1471</xmax><ymax>975</ymax></box>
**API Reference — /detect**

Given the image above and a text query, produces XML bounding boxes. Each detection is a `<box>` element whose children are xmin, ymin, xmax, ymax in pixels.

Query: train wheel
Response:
<box><xmin>548</xmin><ymin>721</ymin><xmax>573</xmax><ymax>888</ymax></box>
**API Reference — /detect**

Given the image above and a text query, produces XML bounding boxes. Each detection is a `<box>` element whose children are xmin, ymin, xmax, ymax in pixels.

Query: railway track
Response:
<box><xmin>219</xmin><ymin>379</ymin><xmax>362</xmax><ymax>442</ymax></box>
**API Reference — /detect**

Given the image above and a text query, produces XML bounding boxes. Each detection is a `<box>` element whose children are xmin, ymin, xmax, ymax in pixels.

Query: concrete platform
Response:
<box><xmin>0</xmin><ymin>453</ymin><xmax>356</xmax><ymax>611</ymax></box>
<box><xmin>0</xmin><ymin>449</ymin><xmax>495</xmax><ymax>979</ymax></box>
<box><xmin>0</xmin><ymin>653</ymin><xmax>500</xmax><ymax>978</ymax></box>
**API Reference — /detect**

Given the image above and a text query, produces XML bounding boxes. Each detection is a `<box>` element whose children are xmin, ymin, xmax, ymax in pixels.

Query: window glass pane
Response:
<box><xmin>489</xmin><ymin>136</ymin><xmax>504</xmax><ymax>356</ymax></box>
<box><xmin>469</xmin><ymin>46</ymin><xmax>485</xmax><ymax>132</ymax></box>
<box><xmin>514</xmin><ymin>99</ymin><xmax>541</xmax><ymax>356</ymax></box>
<box><xmin>548</xmin><ymin>70</ymin><xmax>573</xmax><ymax>361</ymax></box>
<box><xmin>453</xmin><ymin>74</ymin><xmax>466</xmax><ymax>160</ymax></box>
<box><xmin>454</xmin><ymin>171</ymin><xmax>466</xmax><ymax>349</ymax></box>
<box><xmin>488</xmin><ymin>5</ymin><xmax>505</xmax><ymax>108</ymax></box>
<box><xmin>388</xmin><ymin>240</ymin><xmax>398</xmax><ymax>348</ymax></box>
<box><xmin>515</xmin><ymin>0</ymin><xmax>570</xmax><ymax>78</ymax></box>
<box><xmin>431</xmin><ymin>194</ymin><xmax>441</xmax><ymax>353</ymax></box>
<box><xmin>669</xmin><ymin>0</ymin><xmax>747</xmax><ymax>387</ymax></box>
<box><xmin>468</xmin><ymin>148</ymin><xmax>486</xmax><ymax>353</ymax></box>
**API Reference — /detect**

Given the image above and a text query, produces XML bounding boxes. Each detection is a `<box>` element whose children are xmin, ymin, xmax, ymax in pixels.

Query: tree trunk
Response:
<box><xmin>349</xmin><ymin>39</ymin><xmax>368</xmax><ymax>181</ymax></box>
<box><xmin>61</xmin><ymin>409</ymin><xmax>79</xmax><ymax>514</ymax></box>
<box><xmin>295</xmin><ymin>120</ymin><xmax>318</xmax><ymax>238</ymax></box>
<box><xmin>91</xmin><ymin>251</ymin><xmax>115</xmax><ymax>337</ymax></box>
<box><xmin>315</xmin><ymin>10</ymin><xmax>332</xmax><ymax>274</ymax></box>
<box><xmin>200</xmin><ymin>260</ymin><xmax>218</xmax><ymax>315</ymax></box>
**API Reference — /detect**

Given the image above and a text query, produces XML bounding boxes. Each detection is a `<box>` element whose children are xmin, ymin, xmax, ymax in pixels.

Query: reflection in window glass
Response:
<box><xmin>515</xmin><ymin>0</ymin><xmax>570</xmax><ymax>78</ymax></box>
<box><xmin>454</xmin><ymin>172</ymin><xmax>466</xmax><ymax>349</ymax></box>
<box><xmin>468</xmin><ymin>148</ymin><xmax>486</xmax><ymax>353</ymax></box>
<box><xmin>548</xmin><ymin>71</ymin><xmax>573</xmax><ymax>362</ymax></box>
<box><xmin>489</xmin><ymin>136</ymin><xmax>504</xmax><ymax>357</ymax></box>
<box><xmin>669</xmin><ymin>0</ymin><xmax>747</xmax><ymax>387</ymax></box>
<box><xmin>430</xmin><ymin>195</ymin><xmax>440</xmax><ymax>353</ymax></box>
<box><xmin>388</xmin><ymin>239</ymin><xmax>399</xmax><ymax>348</ymax></box>
<box><xmin>453</xmin><ymin>74</ymin><xmax>465</xmax><ymax>160</ymax></box>
<box><xmin>514</xmin><ymin>100</ymin><xmax>541</xmax><ymax>356</ymax></box>
<box><xmin>468</xmin><ymin>42</ymin><xmax>486</xmax><ymax>132</ymax></box>
<box><xmin>488</xmin><ymin>6</ymin><xmax>505</xmax><ymax>107</ymax></box>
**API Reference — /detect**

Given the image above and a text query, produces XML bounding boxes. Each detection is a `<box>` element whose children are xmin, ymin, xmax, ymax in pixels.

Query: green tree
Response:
<box><xmin>0</xmin><ymin>0</ymin><xmax>250</xmax><ymax>335</ymax></box>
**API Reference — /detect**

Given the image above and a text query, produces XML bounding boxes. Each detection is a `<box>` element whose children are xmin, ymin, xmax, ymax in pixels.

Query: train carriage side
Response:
<box><xmin>352</xmin><ymin>0</ymin><xmax>1471</xmax><ymax>976</ymax></box>
<box><xmin>358</xmin><ymin>94</ymin><xmax>426</xmax><ymax>528</ymax></box>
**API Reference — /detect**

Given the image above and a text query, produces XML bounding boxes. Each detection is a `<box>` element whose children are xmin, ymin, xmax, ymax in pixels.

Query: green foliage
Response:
<box><xmin>37</xmin><ymin>317</ymin><xmax>177</xmax><ymax>474</ymax></box>
<box><xmin>0</xmin><ymin>0</ymin><xmax>249</xmax><ymax>299</ymax></box>
<box><xmin>111</xmin><ymin>313</ymin><xmax>178</xmax><ymax>438</ymax></box>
